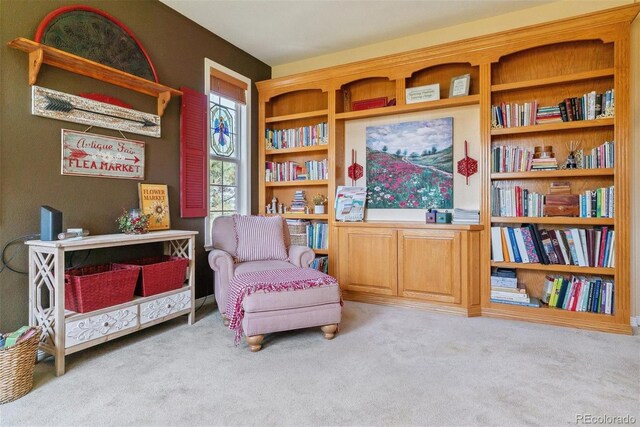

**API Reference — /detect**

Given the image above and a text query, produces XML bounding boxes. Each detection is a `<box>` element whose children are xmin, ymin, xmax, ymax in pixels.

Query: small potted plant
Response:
<box><xmin>312</xmin><ymin>194</ymin><xmax>327</xmax><ymax>214</ymax></box>
<box><xmin>117</xmin><ymin>208</ymin><xmax>151</xmax><ymax>234</ymax></box>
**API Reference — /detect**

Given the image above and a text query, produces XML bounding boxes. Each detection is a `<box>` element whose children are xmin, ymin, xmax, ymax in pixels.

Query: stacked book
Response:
<box><xmin>530</xmin><ymin>157</ymin><xmax>558</xmax><ymax>170</ymax></box>
<box><xmin>304</xmin><ymin>159</ymin><xmax>328</xmax><ymax>180</ymax></box>
<box><xmin>451</xmin><ymin>208</ymin><xmax>480</xmax><ymax>224</ymax></box>
<box><xmin>558</xmin><ymin>89</ymin><xmax>614</xmax><ymax>122</ymax></box>
<box><xmin>307</xmin><ymin>222</ymin><xmax>328</xmax><ymax>250</ymax></box>
<box><xmin>289</xmin><ymin>191</ymin><xmax>308</xmax><ymax>213</ymax></box>
<box><xmin>490</xmin><ymin>224</ymin><xmax>615</xmax><ymax>268</ymax></box>
<box><xmin>535</xmin><ymin>105</ymin><xmax>563</xmax><ymax>124</ymax></box>
<box><xmin>490</xmin><ymin>268</ymin><xmax>540</xmax><ymax>307</ymax></box>
<box><xmin>265</xmin><ymin>160</ymin><xmax>305</xmax><ymax>182</ymax></box>
<box><xmin>491</xmin><ymin>100</ymin><xmax>538</xmax><ymax>128</ymax></box>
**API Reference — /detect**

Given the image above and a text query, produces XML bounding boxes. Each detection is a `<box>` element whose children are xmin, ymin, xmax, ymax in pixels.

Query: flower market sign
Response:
<box><xmin>61</xmin><ymin>129</ymin><xmax>145</xmax><ymax>179</ymax></box>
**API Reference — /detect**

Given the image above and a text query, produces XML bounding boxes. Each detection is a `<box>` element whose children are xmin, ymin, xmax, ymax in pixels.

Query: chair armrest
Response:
<box><xmin>208</xmin><ymin>249</ymin><xmax>234</xmax><ymax>284</ymax></box>
<box><xmin>288</xmin><ymin>245</ymin><xmax>315</xmax><ymax>267</ymax></box>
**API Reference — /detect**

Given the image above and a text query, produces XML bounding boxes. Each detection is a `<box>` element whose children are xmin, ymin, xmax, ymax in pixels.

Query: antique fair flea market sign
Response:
<box><xmin>61</xmin><ymin>129</ymin><xmax>145</xmax><ymax>179</ymax></box>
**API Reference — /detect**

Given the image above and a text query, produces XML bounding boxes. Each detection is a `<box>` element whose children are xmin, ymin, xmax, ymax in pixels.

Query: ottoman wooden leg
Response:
<box><xmin>321</xmin><ymin>324</ymin><xmax>338</xmax><ymax>340</ymax></box>
<box><xmin>246</xmin><ymin>335</ymin><xmax>264</xmax><ymax>352</ymax></box>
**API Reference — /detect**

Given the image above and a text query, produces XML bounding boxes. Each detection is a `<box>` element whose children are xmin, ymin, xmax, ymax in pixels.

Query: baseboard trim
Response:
<box><xmin>631</xmin><ymin>316</ymin><xmax>639</xmax><ymax>327</ymax></box>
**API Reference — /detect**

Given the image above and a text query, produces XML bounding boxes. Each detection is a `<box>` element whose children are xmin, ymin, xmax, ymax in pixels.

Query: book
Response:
<box><xmin>519</xmin><ymin>227</ymin><xmax>540</xmax><ymax>263</ymax></box>
<box><xmin>539</xmin><ymin>229</ymin><xmax>559</xmax><ymax>264</ymax></box>
<box><xmin>490</xmin><ymin>226</ymin><xmax>504</xmax><ymax>262</ymax></box>
<box><xmin>490</xmin><ymin>297</ymin><xmax>540</xmax><ymax>308</ymax></box>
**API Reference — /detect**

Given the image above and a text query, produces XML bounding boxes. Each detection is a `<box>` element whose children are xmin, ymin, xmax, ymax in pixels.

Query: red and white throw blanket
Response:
<box><xmin>227</xmin><ymin>267</ymin><xmax>339</xmax><ymax>344</ymax></box>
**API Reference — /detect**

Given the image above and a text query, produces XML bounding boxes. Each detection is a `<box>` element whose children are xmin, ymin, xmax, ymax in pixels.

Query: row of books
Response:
<box><xmin>491</xmin><ymin>225</ymin><xmax>615</xmax><ymax>268</ymax></box>
<box><xmin>491</xmin><ymin>145</ymin><xmax>535</xmax><ymax>173</ymax></box>
<box><xmin>265</xmin><ymin>123</ymin><xmax>328</xmax><ymax>150</ymax></box>
<box><xmin>310</xmin><ymin>255</ymin><xmax>328</xmax><ymax>274</ymax></box>
<box><xmin>543</xmin><ymin>275</ymin><xmax>614</xmax><ymax>315</ymax></box>
<box><xmin>307</xmin><ymin>222</ymin><xmax>329</xmax><ymax>250</ymax></box>
<box><xmin>265</xmin><ymin>159</ymin><xmax>328</xmax><ymax>182</ymax></box>
<box><xmin>557</xmin><ymin>90</ymin><xmax>614</xmax><ymax>122</ymax></box>
<box><xmin>491</xmin><ymin>100</ymin><xmax>538</xmax><ymax>128</ymax></box>
<box><xmin>490</xmin><ymin>90</ymin><xmax>614</xmax><ymax>128</ymax></box>
<box><xmin>580</xmin><ymin>140</ymin><xmax>614</xmax><ymax>169</ymax></box>
<box><xmin>579</xmin><ymin>186</ymin><xmax>614</xmax><ymax>218</ymax></box>
<box><xmin>491</xmin><ymin>184</ymin><xmax>545</xmax><ymax>217</ymax></box>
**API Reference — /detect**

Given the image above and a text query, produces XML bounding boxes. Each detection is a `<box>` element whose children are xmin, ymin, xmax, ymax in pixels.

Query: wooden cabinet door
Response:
<box><xmin>337</xmin><ymin>227</ymin><xmax>397</xmax><ymax>295</ymax></box>
<box><xmin>398</xmin><ymin>229</ymin><xmax>461</xmax><ymax>304</ymax></box>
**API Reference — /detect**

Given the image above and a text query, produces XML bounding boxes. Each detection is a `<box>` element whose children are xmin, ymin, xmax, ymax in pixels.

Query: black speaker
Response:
<box><xmin>40</xmin><ymin>205</ymin><xmax>62</xmax><ymax>241</ymax></box>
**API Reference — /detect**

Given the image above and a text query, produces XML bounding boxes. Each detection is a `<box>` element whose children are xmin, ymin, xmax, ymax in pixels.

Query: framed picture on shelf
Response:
<box><xmin>138</xmin><ymin>183</ymin><xmax>170</xmax><ymax>230</ymax></box>
<box><xmin>405</xmin><ymin>83</ymin><xmax>440</xmax><ymax>104</ymax></box>
<box><xmin>449</xmin><ymin>74</ymin><xmax>470</xmax><ymax>97</ymax></box>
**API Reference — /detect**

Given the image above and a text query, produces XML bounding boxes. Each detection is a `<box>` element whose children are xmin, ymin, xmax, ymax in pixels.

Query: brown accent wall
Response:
<box><xmin>0</xmin><ymin>0</ymin><xmax>271</xmax><ymax>330</ymax></box>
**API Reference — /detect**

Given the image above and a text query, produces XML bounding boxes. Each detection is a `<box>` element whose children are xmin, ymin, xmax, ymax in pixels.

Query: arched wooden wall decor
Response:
<box><xmin>34</xmin><ymin>5</ymin><xmax>158</xmax><ymax>82</ymax></box>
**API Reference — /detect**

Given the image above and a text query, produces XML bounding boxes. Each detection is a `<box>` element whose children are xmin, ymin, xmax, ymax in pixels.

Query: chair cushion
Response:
<box><xmin>233</xmin><ymin>215</ymin><xmax>288</xmax><ymax>262</ymax></box>
<box><xmin>234</xmin><ymin>260</ymin><xmax>296</xmax><ymax>275</ymax></box>
<box><xmin>243</xmin><ymin>283</ymin><xmax>341</xmax><ymax>313</ymax></box>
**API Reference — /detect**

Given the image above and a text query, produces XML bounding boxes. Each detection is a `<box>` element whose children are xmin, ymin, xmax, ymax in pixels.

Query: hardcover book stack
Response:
<box><xmin>304</xmin><ymin>159</ymin><xmax>328</xmax><ymax>181</ymax></box>
<box><xmin>289</xmin><ymin>191</ymin><xmax>308</xmax><ymax>213</ymax></box>
<box><xmin>310</xmin><ymin>255</ymin><xmax>329</xmax><ymax>274</ymax></box>
<box><xmin>535</xmin><ymin>105</ymin><xmax>563</xmax><ymax>124</ymax></box>
<box><xmin>491</xmin><ymin>100</ymin><xmax>538</xmax><ymax>128</ymax></box>
<box><xmin>490</xmin><ymin>268</ymin><xmax>540</xmax><ymax>307</ymax></box>
<box><xmin>307</xmin><ymin>222</ymin><xmax>328</xmax><ymax>250</ymax></box>
<box><xmin>265</xmin><ymin>160</ymin><xmax>304</xmax><ymax>182</ymax></box>
<box><xmin>543</xmin><ymin>275</ymin><xmax>614</xmax><ymax>314</ymax></box>
<box><xmin>451</xmin><ymin>208</ymin><xmax>480</xmax><ymax>225</ymax></box>
<box><xmin>557</xmin><ymin>89</ymin><xmax>614</xmax><ymax>122</ymax></box>
<box><xmin>490</xmin><ymin>224</ymin><xmax>615</xmax><ymax>268</ymax></box>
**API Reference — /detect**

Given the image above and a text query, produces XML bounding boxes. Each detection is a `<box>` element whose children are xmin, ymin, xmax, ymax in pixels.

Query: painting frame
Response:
<box><xmin>138</xmin><ymin>183</ymin><xmax>171</xmax><ymax>231</ymax></box>
<box><xmin>365</xmin><ymin>118</ymin><xmax>454</xmax><ymax>210</ymax></box>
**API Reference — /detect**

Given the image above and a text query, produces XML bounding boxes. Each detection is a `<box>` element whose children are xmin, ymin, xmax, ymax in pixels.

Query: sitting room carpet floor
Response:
<box><xmin>2</xmin><ymin>300</ymin><xmax>639</xmax><ymax>426</ymax></box>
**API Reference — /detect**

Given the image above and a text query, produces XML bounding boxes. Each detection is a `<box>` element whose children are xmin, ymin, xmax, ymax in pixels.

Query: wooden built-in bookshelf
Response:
<box><xmin>256</xmin><ymin>4</ymin><xmax>639</xmax><ymax>333</ymax></box>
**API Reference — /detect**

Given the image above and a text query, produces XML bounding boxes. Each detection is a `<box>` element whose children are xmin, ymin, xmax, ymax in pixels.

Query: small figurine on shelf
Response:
<box><xmin>278</xmin><ymin>203</ymin><xmax>284</xmax><ymax>214</ymax></box>
<box><xmin>271</xmin><ymin>197</ymin><xmax>278</xmax><ymax>214</ymax></box>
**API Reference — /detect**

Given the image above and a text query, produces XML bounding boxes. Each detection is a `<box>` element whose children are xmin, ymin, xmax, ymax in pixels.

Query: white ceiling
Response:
<box><xmin>160</xmin><ymin>0</ymin><xmax>555</xmax><ymax>66</ymax></box>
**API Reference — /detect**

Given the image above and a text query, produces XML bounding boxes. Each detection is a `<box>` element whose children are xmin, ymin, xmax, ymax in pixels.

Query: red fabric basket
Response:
<box><xmin>64</xmin><ymin>264</ymin><xmax>140</xmax><ymax>313</ymax></box>
<box><xmin>115</xmin><ymin>256</ymin><xmax>189</xmax><ymax>297</ymax></box>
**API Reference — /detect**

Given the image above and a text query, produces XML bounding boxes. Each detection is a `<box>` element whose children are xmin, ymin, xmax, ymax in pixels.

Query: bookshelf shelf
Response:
<box><xmin>335</xmin><ymin>95</ymin><xmax>480</xmax><ymax>120</ymax></box>
<box><xmin>491</xmin><ymin>168</ymin><xmax>614</xmax><ymax>180</ymax></box>
<box><xmin>490</xmin><ymin>118</ymin><xmax>614</xmax><ymax>136</ymax></box>
<box><xmin>491</xmin><ymin>68</ymin><xmax>614</xmax><ymax>92</ymax></box>
<box><xmin>264</xmin><ymin>179</ymin><xmax>328</xmax><ymax>187</ymax></box>
<box><xmin>491</xmin><ymin>216</ymin><xmax>615</xmax><ymax>225</ymax></box>
<box><xmin>313</xmin><ymin>249</ymin><xmax>329</xmax><ymax>255</ymax></box>
<box><xmin>276</xmin><ymin>213</ymin><xmax>329</xmax><ymax>220</ymax></box>
<box><xmin>490</xmin><ymin>261</ymin><xmax>614</xmax><ymax>275</ymax></box>
<box><xmin>265</xmin><ymin>109</ymin><xmax>329</xmax><ymax>123</ymax></box>
<box><xmin>265</xmin><ymin>145</ymin><xmax>329</xmax><ymax>155</ymax></box>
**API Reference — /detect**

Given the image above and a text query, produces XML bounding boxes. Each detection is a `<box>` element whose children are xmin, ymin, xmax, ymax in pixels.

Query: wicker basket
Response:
<box><xmin>0</xmin><ymin>327</ymin><xmax>41</xmax><ymax>404</ymax></box>
<box><xmin>289</xmin><ymin>233</ymin><xmax>308</xmax><ymax>246</ymax></box>
<box><xmin>65</xmin><ymin>264</ymin><xmax>140</xmax><ymax>313</ymax></box>
<box><xmin>115</xmin><ymin>256</ymin><xmax>189</xmax><ymax>297</ymax></box>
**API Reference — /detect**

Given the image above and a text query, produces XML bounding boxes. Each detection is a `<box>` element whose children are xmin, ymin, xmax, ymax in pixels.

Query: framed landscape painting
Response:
<box><xmin>366</xmin><ymin>118</ymin><xmax>453</xmax><ymax>209</ymax></box>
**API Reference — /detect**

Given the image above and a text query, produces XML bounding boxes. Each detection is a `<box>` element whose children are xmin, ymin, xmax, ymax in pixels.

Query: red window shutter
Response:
<box><xmin>180</xmin><ymin>86</ymin><xmax>208</xmax><ymax>218</ymax></box>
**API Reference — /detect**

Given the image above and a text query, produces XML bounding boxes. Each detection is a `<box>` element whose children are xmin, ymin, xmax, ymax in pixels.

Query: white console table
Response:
<box><xmin>26</xmin><ymin>230</ymin><xmax>198</xmax><ymax>376</ymax></box>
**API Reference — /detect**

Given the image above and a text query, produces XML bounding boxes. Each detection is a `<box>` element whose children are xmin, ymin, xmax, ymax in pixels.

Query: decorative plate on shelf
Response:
<box><xmin>35</xmin><ymin>5</ymin><xmax>158</xmax><ymax>82</ymax></box>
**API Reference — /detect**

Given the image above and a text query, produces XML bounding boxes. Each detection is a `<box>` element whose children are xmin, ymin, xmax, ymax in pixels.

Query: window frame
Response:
<box><xmin>204</xmin><ymin>58</ymin><xmax>251</xmax><ymax>247</ymax></box>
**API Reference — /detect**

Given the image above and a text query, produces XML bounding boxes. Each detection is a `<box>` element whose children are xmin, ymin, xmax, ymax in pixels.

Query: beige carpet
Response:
<box><xmin>1</xmin><ymin>301</ymin><xmax>639</xmax><ymax>426</ymax></box>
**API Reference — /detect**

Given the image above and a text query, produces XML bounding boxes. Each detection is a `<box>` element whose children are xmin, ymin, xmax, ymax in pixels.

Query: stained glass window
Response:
<box><xmin>209</xmin><ymin>92</ymin><xmax>241</xmax><ymax>222</ymax></box>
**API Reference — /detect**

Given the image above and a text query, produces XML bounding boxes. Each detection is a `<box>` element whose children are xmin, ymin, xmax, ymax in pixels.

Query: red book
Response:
<box><xmin>570</xmin><ymin>280</ymin><xmax>582</xmax><ymax>311</ymax></box>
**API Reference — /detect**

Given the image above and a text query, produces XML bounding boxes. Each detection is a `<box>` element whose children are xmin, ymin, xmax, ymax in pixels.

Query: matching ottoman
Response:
<box><xmin>226</xmin><ymin>267</ymin><xmax>342</xmax><ymax>351</ymax></box>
